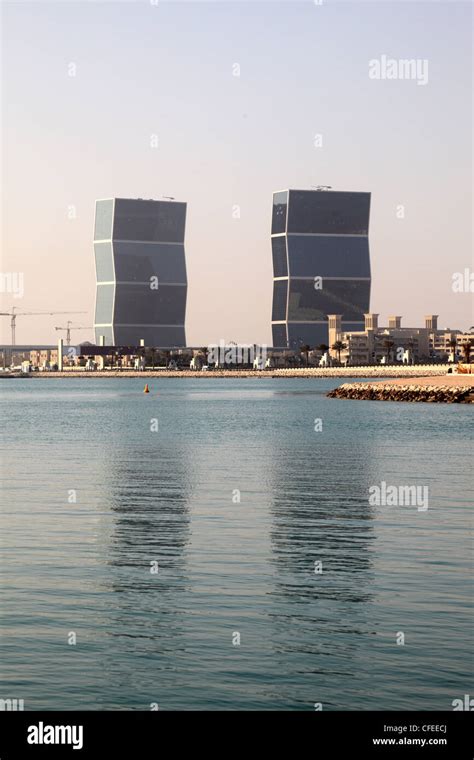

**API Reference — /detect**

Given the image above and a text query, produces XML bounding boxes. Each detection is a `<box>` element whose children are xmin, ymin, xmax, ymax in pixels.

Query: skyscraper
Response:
<box><xmin>271</xmin><ymin>189</ymin><xmax>371</xmax><ymax>348</ymax></box>
<box><xmin>93</xmin><ymin>198</ymin><xmax>187</xmax><ymax>346</ymax></box>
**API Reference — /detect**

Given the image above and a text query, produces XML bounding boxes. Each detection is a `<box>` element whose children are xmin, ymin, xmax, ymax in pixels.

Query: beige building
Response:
<box><xmin>424</xmin><ymin>316</ymin><xmax>473</xmax><ymax>360</ymax></box>
<box><xmin>328</xmin><ymin>314</ymin><xmax>432</xmax><ymax>365</ymax></box>
<box><xmin>424</xmin><ymin>315</ymin><xmax>461</xmax><ymax>358</ymax></box>
<box><xmin>454</xmin><ymin>332</ymin><xmax>474</xmax><ymax>360</ymax></box>
<box><xmin>30</xmin><ymin>349</ymin><xmax>59</xmax><ymax>368</ymax></box>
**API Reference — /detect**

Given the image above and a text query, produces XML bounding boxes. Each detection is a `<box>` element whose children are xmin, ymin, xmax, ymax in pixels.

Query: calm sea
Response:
<box><xmin>1</xmin><ymin>378</ymin><xmax>472</xmax><ymax>710</ymax></box>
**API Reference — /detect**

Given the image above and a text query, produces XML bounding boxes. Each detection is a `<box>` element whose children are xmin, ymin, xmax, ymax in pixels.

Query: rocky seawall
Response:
<box><xmin>327</xmin><ymin>380</ymin><xmax>474</xmax><ymax>403</ymax></box>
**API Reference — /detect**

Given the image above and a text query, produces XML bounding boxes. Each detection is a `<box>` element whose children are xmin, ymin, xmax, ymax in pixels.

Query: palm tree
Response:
<box><xmin>383</xmin><ymin>339</ymin><xmax>394</xmax><ymax>363</ymax></box>
<box><xmin>300</xmin><ymin>344</ymin><xmax>311</xmax><ymax>366</ymax></box>
<box><xmin>461</xmin><ymin>340</ymin><xmax>473</xmax><ymax>364</ymax></box>
<box><xmin>317</xmin><ymin>343</ymin><xmax>329</xmax><ymax>354</ymax></box>
<box><xmin>448</xmin><ymin>338</ymin><xmax>458</xmax><ymax>363</ymax></box>
<box><xmin>331</xmin><ymin>340</ymin><xmax>346</xmax><ymax>364</ymax></box>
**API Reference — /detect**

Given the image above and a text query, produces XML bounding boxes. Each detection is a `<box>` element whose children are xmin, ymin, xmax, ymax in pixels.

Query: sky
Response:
<box><xmin>1</xmin><ymin>0</ymin><xmax>472</xmax><ymax>346</ymax></box>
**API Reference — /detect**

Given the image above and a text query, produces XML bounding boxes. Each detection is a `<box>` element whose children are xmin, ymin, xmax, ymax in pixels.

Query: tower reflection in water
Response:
<box><xmin>97</xmin><ymin>440</ymin><xmax>192</xmax><ymax>707</ymax></box>
<box><xmin>266</xmin><ymin>439</ymin><xmax>377</xmax><ymax>708</ymax></box>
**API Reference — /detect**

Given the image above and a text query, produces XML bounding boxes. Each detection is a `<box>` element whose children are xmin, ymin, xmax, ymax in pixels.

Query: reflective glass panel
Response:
<box><xmin>287</xmin><ymin>323</ymin><xmax>330</xmax><ymax>349</ymax></box>
<box><xmin>272</xmin><ymin>324</ymin><xmax>287</xmax><ymax>347</ymax></box>
<box><xmin>272</xmin><ymin>280</ymin><xmax>288</xmax><ymax>321</ymax></box>
<box><xmin>94</xmin><ymin>284</ymin><xmax>114</xmax><ymax>324</ymax></box>
<box><xmin>94</xmin><ymin>326</ymin><xmax>114</xmax><ymax>344</ymax></box>
<box><xmin>272</xmin><ymin>236</ymin><xmax>287</xmax><ymax>277</ymax></box>
<box><xmin>94</xmin><ymin>242</ymin><xmax>114</xmax><ymax>282</ymax></box>
<box><xmin>114</xmin><ymin>283</ymin><xmax>187</xmax><ymax>325</ymax></box>
<box><xmin>113</xmin><ymin>199</ymin><xmax>186</xmax><ymax>242</ymax></box>
<box><xmin>271</xmin><ymin>191</ymin><xmax>288</xmax><ymax>234</ymax></box>
<box><xmin>287</xmin><ymin>236</ymin><xmax>370</xmax><ymax>277</ymax></box>
<box><xmin>287</xmin><ymin>191</ymin><xmax>370</xmax><ymax>235</ymax></box>
<box><xmin>115</xmin><ymin>325</ymin><xmax>186</xmax><ymax>348</ymax></box>
<box><xmin>288</xmin><ymin>279</ymin><xmax>370</xmax><ymax>321</ymax></box>
<box><xmin>94</xmin><ymin>200</ymin><xmax>114</xmax><ymax>241</ymax></box>
<box><xmin>113</xmin><ymin>242</ymin><xmax>187</xmax><ymax>283</ymax></box>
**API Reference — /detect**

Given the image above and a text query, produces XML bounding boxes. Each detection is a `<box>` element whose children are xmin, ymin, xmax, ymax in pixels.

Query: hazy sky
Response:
<box><xmin>1</xmin><ymin>0</ymin><xmax>472</xmax><ymax>346</ymax></box>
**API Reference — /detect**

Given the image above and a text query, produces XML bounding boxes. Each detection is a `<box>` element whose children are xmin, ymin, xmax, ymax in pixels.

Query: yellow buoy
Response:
<box><xmin>143</xmin><ymin>384</ymin><xmax>150</xmax><ymax>393</ymax></box>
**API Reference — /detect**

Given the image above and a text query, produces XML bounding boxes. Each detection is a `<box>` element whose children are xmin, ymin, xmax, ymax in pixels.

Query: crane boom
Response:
<box><xmin>0</xmin><ymin>309</ymin><xmax>86</xmax><ymax>345</ymax></box>
<box><xmin>55</xmin><ymin>322</ymin><xmax>92</xmax><ymax>346</ymax></box>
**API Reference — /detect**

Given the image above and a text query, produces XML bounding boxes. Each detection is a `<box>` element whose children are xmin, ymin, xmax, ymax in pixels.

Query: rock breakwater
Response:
<box><xmin>327</xmin><ymin>381</ymin><xmax>474</xmax><ymax>403</ymax></box>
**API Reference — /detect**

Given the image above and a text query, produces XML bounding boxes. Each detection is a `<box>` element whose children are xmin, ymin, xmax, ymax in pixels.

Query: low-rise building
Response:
<box><xmin>30</xmin><ymin>349</ymin><xmax>59</xmax><ymax>369</ymax></box>
<box><xmin>328</xmin><ymin>314</ymin><xmax>431</xmax><ymax>365</ymax></box>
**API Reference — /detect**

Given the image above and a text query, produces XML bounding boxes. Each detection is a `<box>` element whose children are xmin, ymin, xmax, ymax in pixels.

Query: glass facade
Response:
<box><xmin>272</xmin><ymin>280</ymin><xmax>288</xmax><ymax>322</ymax></box>
<box><xmin>93</xmin><ymin>325</ymin><xmax>114</xmax><ymax>344</ymax></box>
<box><xmin>94</xmin><ymin>200</ymin><xmax>114</xmax><ymax>241</ymax></box>
<box><xmin>286</xmin><ymin>235</ymin><xmax>370</xmax><ymax>278</ymax></box>
<box><xmin>114</xmin><ymin>284</ymin><xmax>187</xmax><ymax>324</ymax></box>
<box><xmin>93</xmin><ymin>198</ymin><xmax>187</xmax><ymax>346</ymax></box>
<box><xmin>113</xmin><ymin>199</ymin><xmax>186</xmax><ymax>243</ymax></box>
<box><xmin>271</xmin><ymin>189</ymin><xmax>371</xmax><ymax>347</ymax></box>
<box><xmin>271</xmin><ymin>191</ymin><xmax>288</xmax><ymax>235</ymax></box>
<box><xmin>94</xmin><ymin>242</ymin><xmax>114</xmax><ymax>282</ymax></box>
<box><xmin>114</xmin><ymin>325</ymin><xmax>186</xmax><ymax>347</ymax></box>
<box><xmin>113</xmin><ymin>242</ymin><xmax>187</xmax><ymax>283</ymax></box>
<box><xmin>287</xmin><ymin>323</ymin><xmax>331</xmax><ymax>350</ymax></box>
<box><xmin>272</xmin><ymin>236</ymin><xmax>287</xmax><ymax>278</ymax></box>
<box><xmin>272</xmin><ymin>324</ymin><xmax>287</xmax><ymax>347</ymax></box>
<box><xmin>94</xmin><ymin>284</ymin><xmax>114</xmax><ymax>325</ymax></box>
<box><xmin>288</xmin><ymin>280</ymin><xmax>370</xmax><ymax>322</ymax></box>
<box><xmin>287</xmin><ymin>191</ymin><xmax>370</xmax><ymax>235</ymax></box>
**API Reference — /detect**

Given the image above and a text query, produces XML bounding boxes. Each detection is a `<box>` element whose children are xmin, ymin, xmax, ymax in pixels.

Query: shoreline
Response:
<box><xmin>18</xmin><ymin>365</ymin><xmax>459</xmax><ymax>380</ymax></box>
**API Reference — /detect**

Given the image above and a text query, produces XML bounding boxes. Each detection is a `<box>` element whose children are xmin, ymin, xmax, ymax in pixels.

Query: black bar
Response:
<box><xmin>0</xmin><ymin>711</ymin><xmax>472</xmax><ymax>758</ymax></box>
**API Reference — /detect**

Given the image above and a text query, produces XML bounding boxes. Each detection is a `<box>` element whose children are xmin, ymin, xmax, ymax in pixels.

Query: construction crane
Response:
<box><xmin>55</xmin><ymin>321</ymin><xmax>92</xmax><ymax>347</ymax></box>
<box><xmin>0</xmin><ymin>307</ymin><xmax>87</xmax><ymax>346</ymax></box>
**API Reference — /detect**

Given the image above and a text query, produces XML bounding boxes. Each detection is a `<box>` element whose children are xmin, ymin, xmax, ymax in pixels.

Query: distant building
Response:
<box><xmin>94</xmin><ymin>197</ymin><xmax>188</xmax><ymax>346</ymax></box>
<box><xmin>450</xmin><ymin>330</ymin><xmax>474</xmax><ymax>361</ymax></box>
<box><xmin>326</xmin><ymin>313</ymin><xmax>474</xmax><ymax>366</ymax></box>
<box><xmin>0</xmin><ymin>345</ymin><xmax>56</xmax><ymax>367</ymax></box>
<box><xmin>328</xmin><ymin>314</ymin><xmax>431</xmax><ymax>365</ymax></box>
<box><xmin>271</xmin><ymin>188</ymin><xmax>371</xmax><ymax>348</ymax></box>
<box><xmin>29</xmin><ymin>349</ymin><xmax>59</xmax><ymax>368</ymax></box>
<box><xmin>424</xmin><ymin>316</ymin><xmax>474</xmax><ymax>361</ymax></box>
